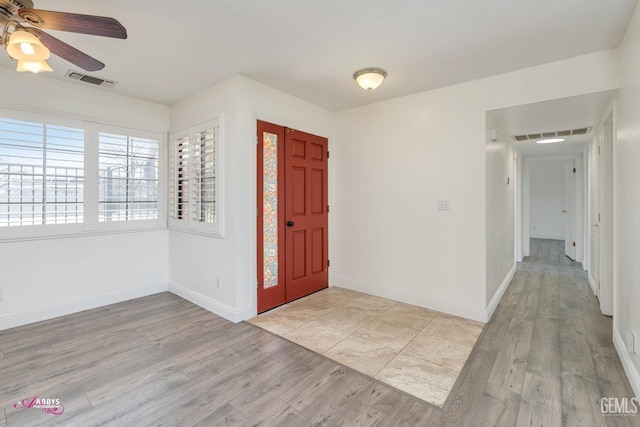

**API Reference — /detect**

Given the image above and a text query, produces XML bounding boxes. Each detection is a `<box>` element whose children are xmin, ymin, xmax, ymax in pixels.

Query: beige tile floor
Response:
<box><xmin>248</xmin><ymin>286</ymin><xmax>484</xmax><ymax>407</ymax></box>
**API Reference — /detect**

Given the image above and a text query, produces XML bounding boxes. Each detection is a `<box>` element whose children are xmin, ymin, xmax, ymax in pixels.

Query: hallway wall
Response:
<box><xmin>333</xmin><ymin>50</ymin><xmax>619</xmax><ymax>322</ymax></box>
<box><xmin>485</xmin><ymin>117</ymin><xmax>516</xmax><ymax>308</ymax></box>
<box><xmin>614</xmin><ymin>0</ymin><xmax>640</xmax><ymax>398</ymax></box>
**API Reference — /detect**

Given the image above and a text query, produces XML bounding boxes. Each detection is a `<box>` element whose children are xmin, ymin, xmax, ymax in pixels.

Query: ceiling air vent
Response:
<box><xmin>512</xmin><ymin>126</ymin><xmax>592</xmax><ymax>142</ymax></box>
<box><xmin>65</xmin><ymin>71</ymin><xmax>117</xmax><ymax>88</ymax></box>
<box><xmin>571</xmin><ymin>127</ymin><xmax>590</xmax><ymax>135</ymax></box>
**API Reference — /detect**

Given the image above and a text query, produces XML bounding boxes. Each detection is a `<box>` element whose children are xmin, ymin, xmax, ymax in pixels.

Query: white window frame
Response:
<box><xmin>0</xmin><ymin>108</ymin><xmax>166</xmax><ymax>241</ymax></box>
<box><xmin>169</xmin><ymin>117</ymin><xmax>224</xmax><ymax>237</ymax></box>
<box><xmin>0</xmin><ymin>108</ymin><xmax>87</xmax><ymax>240</ymax></box>
<box><xmin>87</xmin><ymin>123</ymin><xmax>166</xmax><ymax>232</ymax></box>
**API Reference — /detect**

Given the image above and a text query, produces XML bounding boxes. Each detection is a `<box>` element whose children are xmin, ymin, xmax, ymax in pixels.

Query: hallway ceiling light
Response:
<box><xmin>353</xmin><ymin>68</ymin><xmax>387</xmax><ymax>91</ymax></box>
<box><xmin>536</xmin><ymin>138</ymin><xmax>565</xmax><ymax>144</ymax></box>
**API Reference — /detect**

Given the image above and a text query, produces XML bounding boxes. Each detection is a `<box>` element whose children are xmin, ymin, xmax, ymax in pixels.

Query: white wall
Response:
<box><xmin>169</xmin><ymin>75</ymin><xmax>334</xmax><ymax>321</ymax></box>
<box><xmin>613</xmin><ymin>1</ymin><xmax>640</xmax><ymax>398</ymax></box>
<box><xmin>0</xmin><ymin>67</ymin><xmax>171</xmax><ymax>330</ymax></box>
<box><xmin>0</xmin><ymin>68</ymin><xmax>169</xmax><ymax>130</ymax></box>
<box><xmin>0</xmin><ymin>49</ymin><xmax>624</xmax><ymax>331</ymax></box>
<box><xmin>332</xmin><ymin>50</ymin><xmax>619</xmax><ymax>322</ymax></box>
<box><xmin>529</xmin><ymin>159</ymin><xmax>566</xmax><ymax>240</ymax></box>
<box><xmin>485</xmin><ymin>119</ymin><xmax>516</xmax><ymax>311</ymax></box>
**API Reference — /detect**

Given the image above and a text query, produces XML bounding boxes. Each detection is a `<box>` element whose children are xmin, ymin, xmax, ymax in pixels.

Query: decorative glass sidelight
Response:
<box><xmin>263</xmin><ymin>132</ymin><xmax>279</xmax><ymax>288</ymax></box>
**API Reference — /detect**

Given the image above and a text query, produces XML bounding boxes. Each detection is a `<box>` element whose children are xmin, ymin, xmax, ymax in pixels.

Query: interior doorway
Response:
<box><xmin>257</xmin><ymin>120</ymin><xmax>329</xmax><ymax>313</ymax></box>
<box><xmin>588</xmin><ymin>112</ymin><xmax>613</xmax><ymax>316</ymax></box>
<box><xmin>520</xmin><ymin>156</ymin><xmax>584</xmax><ymax>262</ymax></box>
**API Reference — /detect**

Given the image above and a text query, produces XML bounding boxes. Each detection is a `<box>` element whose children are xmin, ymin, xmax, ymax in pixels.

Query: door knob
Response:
<box><xmin>287</xmin><ymin>220</ymin><xmax>294</xmax><ymax>227</ymax></box>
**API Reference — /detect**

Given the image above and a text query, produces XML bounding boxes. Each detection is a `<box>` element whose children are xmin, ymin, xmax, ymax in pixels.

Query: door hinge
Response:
<box><xmin>327</xmin><ymin>151</ymin><xmax>330</xmax><ymax>159</ymax></box>
<box><xmin>327</xmin><ymin>260</ymin><xmax>330</xmax><ymax>267</ymax></box>
<box><xmin>573</xmin><ymin>167</ymin><xmax>576</xmax><ymax>173</ymax></box>
<box><xmin>598</xmin><ymin>213</ymin><xmax>601</xmax><ymax>222</ymax></box>
<box><xmin>598</xmin><ymin>145</ymin><xmax>601</xmax><ymax>155</ymax></box>
<box><xmin>573</xmin><ymin>242</ymin><xmax>576</xmax><ymax>247</ymax></box>
<box><xmin>327</xmin><ymin>205</ymin><xmax>330</xmax><ymax>213</ymax></box>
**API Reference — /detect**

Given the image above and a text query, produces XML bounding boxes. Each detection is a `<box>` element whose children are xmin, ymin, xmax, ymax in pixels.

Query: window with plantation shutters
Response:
<box><xmin>0</xmin><ymin>115</ymin><xmax>84</xmax><ymax>227</ymax></box>
<box><xmin>169</xmin><ymin>118</ymin><xmax>223</xmax><ymax>236</ymax></box>
<box><xmin>172</xmin><ymin>135</ymin><xmax>190</xmax><ymax>221</ymax></box>
<box><xmin>0</xmin><ymin>108</ymin><xmax>165</xmax><ymax>240</ymax></box>
<box><xmin>98</xmin><ymin>130</ymin><xmax>160</xmax><ymax>222</ymax></box>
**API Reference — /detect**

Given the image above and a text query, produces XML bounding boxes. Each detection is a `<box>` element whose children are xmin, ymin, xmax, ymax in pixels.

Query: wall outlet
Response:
<box><xmin>216</xmin><ymin>277</ymin><xmax>222</xmax><ymax>289</ymax></box>
<box><xmin>628</xmin><ymin>331</ymin><xmax>637</xmax><ymax>354</ymax></box>
<box><xmin>438</xmin><ymin>199</ymin><xmax>450</xmax><ymax>211</ymax></box>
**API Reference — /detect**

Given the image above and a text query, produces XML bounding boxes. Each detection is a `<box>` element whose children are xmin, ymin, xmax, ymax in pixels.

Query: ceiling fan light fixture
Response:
<box><xmin>20</xmin><ymin>42</ymin><xmax>35</xmax><ymax>55</ymax></box>
<box><xmin>16</xmin><ymin>59</ymin><xmax>53</xmax><ymax>73</ymax></box>
<box><xmin>7</xmin><ymin>30</ymin><xmax>50</xmax><ymax>61</ymax></box>
<box><xmin>353</xmin><ymin>68</ymin><xmax>387</xmax><ymax>91</ymax></box>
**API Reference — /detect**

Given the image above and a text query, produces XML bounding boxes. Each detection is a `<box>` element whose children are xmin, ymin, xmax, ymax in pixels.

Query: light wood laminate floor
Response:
<box><xmin>0</xmin><ymin>239</ymin><xmax>637</xmax><ymax>426</ymax></box>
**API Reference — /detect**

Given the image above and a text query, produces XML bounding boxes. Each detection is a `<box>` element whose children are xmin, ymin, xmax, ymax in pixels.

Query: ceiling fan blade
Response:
<box><xmin>19</xmin><ymin>9</ymin><xmax>127</xmax><ymax>39</ymax></box>
<box><xmin>26</xmin><ymin>28</ymin><xmax>105</xmax><ymax>71</ymax></box>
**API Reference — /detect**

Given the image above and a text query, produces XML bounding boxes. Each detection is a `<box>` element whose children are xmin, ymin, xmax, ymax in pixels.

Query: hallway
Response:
<box><xmin>441</xmin><ymin>238</ymin><xmax>638</xmax><ymax>426</ymax></box>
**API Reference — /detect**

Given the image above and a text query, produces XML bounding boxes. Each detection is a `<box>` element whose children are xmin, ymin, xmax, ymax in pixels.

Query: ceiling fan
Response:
<box><xmin>0</xmin><ymin>0</ymin><xmax>126</xmax><ymax>73</ymax></box>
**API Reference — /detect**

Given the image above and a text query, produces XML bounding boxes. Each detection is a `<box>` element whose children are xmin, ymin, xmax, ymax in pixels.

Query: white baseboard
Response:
<box><xmin>332</xmin><ymin>277</ymin><xmax>488</xmax><ymax>323</ymax></box>
<box><xmin>486</xmin><ymin>263</ymin><xmax>517</xmax><ymax>322</ymax></box>
<box><xmin>588</xmin><ymin>272</ymin><xmax>598</xmax><ymax>296</ymax></box>
<box><xmin>613</xmin><ymin>330</ymin><xmax>640</xmax><ymax>399</ymax></box>
<box><xmin>168</xmin><ymin>281</ymin><xmax>253</xmax><ymax>323</ymax></box>
<box><xmin>529</xmin><ymin>234</ymin><xmax>564</xmax><ymax>240</ymax></box>
<box><xmin>0</xmin><ymin>284</ymin><xmax>168</xmax><ymax>331</ymax></box>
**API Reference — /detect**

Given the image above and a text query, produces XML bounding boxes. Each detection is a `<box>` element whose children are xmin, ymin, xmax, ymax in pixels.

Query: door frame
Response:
<box><xmin>565</xmin><ymin>159</ymin><xmax>577</xmax><ymax>260</ymax></box>
<box><xmin>517</xmin><ymin>154</ymin><xmax>585</xmax><ymax>262</ymax></box>
<box><xmin>588</xmin><ymin>108</ymin><xmax>614</xmax><ymax>316</ymax></box>
<box><xmin>256</xmin><ymin>118</ymin><xmax>330</xmax><ymax>314</ymax></box>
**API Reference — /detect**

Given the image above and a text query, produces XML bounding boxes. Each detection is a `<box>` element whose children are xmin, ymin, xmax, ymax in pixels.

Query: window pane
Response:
<box><xmin>0</xmin><ymin>117</ymin><xmax>84</xmax><ymax>227</ymax></box>
<box><xmin>171</xmin><ymin>136</ymin><xmax>190</xmax><ymax>220</ymax></box>
<box><xmin>262</xmin><ymin>132</ymin><xmax>279</xmax><ymax>288</ymax></box>
<box><xmin>196</xmin><ymin>128</ymin><xmax>216</xmax><ymax>224</ymax></box>
<box><xmin>98</xmin><ymin>132</ymin><xmax>159</xmax><ymax>222</ymax></box>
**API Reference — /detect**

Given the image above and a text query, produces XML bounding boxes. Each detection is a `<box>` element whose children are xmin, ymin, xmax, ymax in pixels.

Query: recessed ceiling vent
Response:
<box><xmin>65</xmin><ymin>70</ymin><xmax>117</xmax><ymax>88</ymax></box>
<box><xmin>512</xmin><ymin>126</ymin><xmax>592</xmax><ymax>142</ymax></box>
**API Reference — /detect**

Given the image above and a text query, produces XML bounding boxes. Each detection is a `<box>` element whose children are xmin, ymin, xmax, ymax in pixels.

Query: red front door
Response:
<box><xmin>256</xmin><ymin>121</ymin><xmax>328</xmax><ymax>313</ymax></box>
<box><xmin>284</xmin><ymin>128</ymin><xmax>329</xmax><ymax>301</ymax></box>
